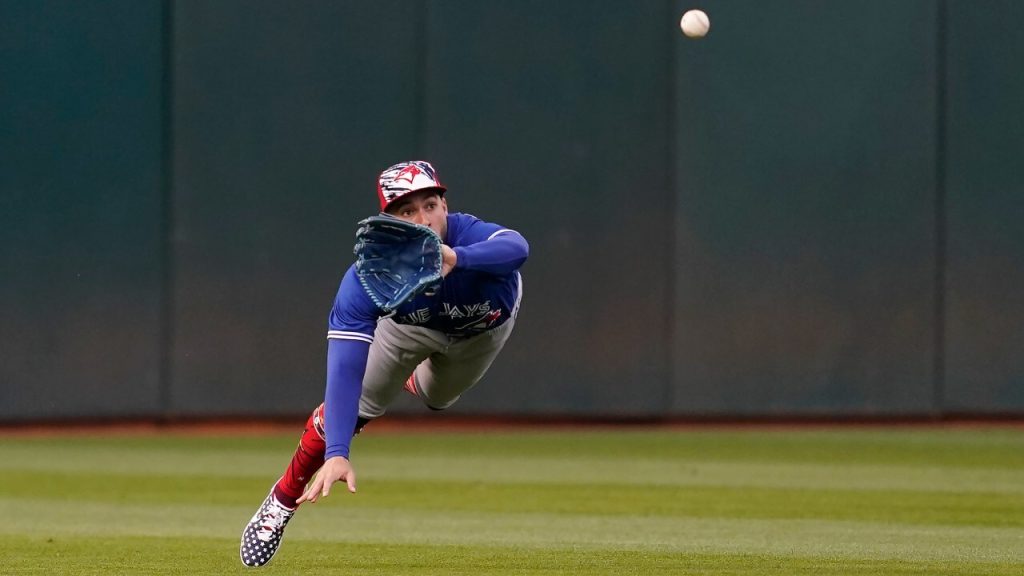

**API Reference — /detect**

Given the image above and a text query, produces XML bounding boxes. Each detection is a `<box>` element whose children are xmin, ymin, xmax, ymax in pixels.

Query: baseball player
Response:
<box><xmin>240</xmin><ymin>160</ymin><xmax>528</xmax><ymax>567</ymax></box>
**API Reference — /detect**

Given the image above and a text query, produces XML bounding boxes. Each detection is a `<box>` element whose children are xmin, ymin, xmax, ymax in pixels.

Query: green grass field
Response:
<box><xmin>1</xmin><ymin>425</ymin><xmax>1022</xmax><ymax>575</ymax></box>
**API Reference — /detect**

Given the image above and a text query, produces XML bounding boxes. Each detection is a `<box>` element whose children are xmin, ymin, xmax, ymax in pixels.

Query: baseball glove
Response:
<box><xmin>353</xmin><ymin>214</ymin><xmax>444</xmax><ymax>313</ymax></box>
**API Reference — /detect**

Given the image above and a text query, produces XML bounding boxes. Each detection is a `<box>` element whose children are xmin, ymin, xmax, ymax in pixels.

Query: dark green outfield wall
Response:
<box><xmin>1</xmin><ymin>1</ymin><xmax>165</xmax><ymax>419</ymax></box>
<box><xmin>672</xmin><ymin>0</ymin><xmax>940</xmax><ymax>415</ymax></box>
<box><xmin>1</xmin><ymin>0</ymin><xmax>1021</xmax><ymax>420</ymax></box>
<box><xmin>944</xmin><ymin>1</ymin><xmax>1024</xmax><ymax>413</ymax></box>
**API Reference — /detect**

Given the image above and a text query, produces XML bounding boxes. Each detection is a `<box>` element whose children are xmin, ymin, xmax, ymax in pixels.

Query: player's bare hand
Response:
<box><xmin>297</xmin><ymin>456</ymin><xmax>356</xmax><ymax>504</ymax></box>
<box><xmin>441</xmin><ymin>245</ymin><xmax>457</xmax><ymax>277</ymax></box>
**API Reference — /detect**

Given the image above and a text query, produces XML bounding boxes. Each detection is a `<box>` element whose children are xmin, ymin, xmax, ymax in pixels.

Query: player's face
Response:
<box><xmin>387</xmin><ymin>191</ymin><xmax>448</xmax><ymax>239</ymax></box>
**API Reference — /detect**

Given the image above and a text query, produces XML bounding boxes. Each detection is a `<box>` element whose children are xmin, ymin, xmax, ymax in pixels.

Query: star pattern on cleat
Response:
<box><xmin>239</xmin><ymin>491</ymin><xmax>295</xmax><ymax>567</ymax></box>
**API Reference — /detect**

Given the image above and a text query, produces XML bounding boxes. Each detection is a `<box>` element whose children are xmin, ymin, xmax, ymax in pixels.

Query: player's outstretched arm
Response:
<box><xmin>452</xmin><ymin>230</ymin><xmax>528</xmax><ymax>275</ymax></box>
<box><xmin>297</xmin><ymin>456</ymin><xmax>356</xmax><ymax>503</ymax></box>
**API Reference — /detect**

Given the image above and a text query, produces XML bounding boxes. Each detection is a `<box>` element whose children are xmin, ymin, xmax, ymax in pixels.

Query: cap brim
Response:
<box><xmin>382</xmin><ymin>186</ymin><xmax>447</xmax><ymax>212</ymax></box>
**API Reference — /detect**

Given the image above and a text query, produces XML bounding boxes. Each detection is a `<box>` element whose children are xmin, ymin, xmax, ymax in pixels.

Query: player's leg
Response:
<box><xmin>358</xmin><ymin>317</ymin><xmax>446</xmax><ymax>420</ymax></box>
<box><xmin>240</xmin><ymin>400</ymin><xmax>376</xmax><ymax>567</ymax></box>
<box><xmin>273</xmin><ymin>403</ymin><xmax>327</xmax><ymax>508</ymax></box>
<box><xmin>412</xmin><ymin>314</ymin><xmax>517</xmax><ymax>410</ymax></box>
<box><xmin>409</xmin><ymin>276</ymin><xmax>522</xmax><ymax>409</ymax></box>
<box><xmin>240</xmin><ymin>403</ymin><xmax>324</xmax><ymax>567</ymax></box>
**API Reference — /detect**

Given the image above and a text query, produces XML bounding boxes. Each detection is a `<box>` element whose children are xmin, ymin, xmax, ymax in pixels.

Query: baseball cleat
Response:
<box><xmin>239</xmin><ymin>489</ymin><xmax>295</xmax><ymax>567</ymax></box>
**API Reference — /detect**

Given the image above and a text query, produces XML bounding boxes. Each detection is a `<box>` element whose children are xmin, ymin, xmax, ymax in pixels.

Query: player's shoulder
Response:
<box><xmin>328</xmin><ymin>263</ymin><xmax>383</xmax><ymax>334</ymax></box>
<box><xmin>447</xmin><ymin>212</ymin><xmax>507</xmax><ymax>243</ymax></box>
<box><xmin>447</xmin><ymin>211</ymin><xmax>483</xmax><ymax>230</ymax></box>
<box><xmin>335</xmin><ymin>265</ymin><xmax>380</xmax><ymax>314</ymax></box>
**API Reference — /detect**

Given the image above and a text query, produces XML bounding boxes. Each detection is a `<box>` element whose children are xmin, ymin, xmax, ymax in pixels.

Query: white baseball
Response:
<box><xmin>680</xmin><ymin>9</ymin><xmax>710</xmax><ymax>38</ymax></box>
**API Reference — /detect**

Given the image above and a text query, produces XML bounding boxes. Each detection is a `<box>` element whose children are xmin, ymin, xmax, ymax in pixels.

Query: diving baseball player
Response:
<box><xmin>240</xmin><ymin>160</ymin><xmax>529</xmax><ymax>567</ymax></box>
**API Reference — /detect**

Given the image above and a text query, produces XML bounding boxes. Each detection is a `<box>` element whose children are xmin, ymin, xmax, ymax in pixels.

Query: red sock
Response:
<box><xmin>273</xmin><ymin>403</ymin><xmax>326</xmax><ymax>509</ymax></box>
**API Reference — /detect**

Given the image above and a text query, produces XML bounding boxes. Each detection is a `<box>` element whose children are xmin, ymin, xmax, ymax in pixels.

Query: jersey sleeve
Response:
<box><xmin>327</xmin><ymin>266</ymin><xmax>380</xmax><ymax>343</ymax></box>
<box><xmin>450</xmin><ymin>214</ymin><xmax>529</xmax><ymax>276</ymax></box>
<box><xmin>323</xmin><ymin>266</ymin><xmax>382</xmax><ymax>459</ymax></box>
<box><xmin>324</xmin><ymin>338</ymin><xmax>369</xmax><ymax>459</ymax></box>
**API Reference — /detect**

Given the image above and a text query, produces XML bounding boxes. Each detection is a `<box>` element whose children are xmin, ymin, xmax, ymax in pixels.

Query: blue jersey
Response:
<box><xmin>328</xmin><ymin>213</ymin><xmax>525</xmax><ymax>339</ymax></box>
<box><xmin>322</xmin><ymin>212</ymin><xmax>528</xmax><ymax>459</ymax></box>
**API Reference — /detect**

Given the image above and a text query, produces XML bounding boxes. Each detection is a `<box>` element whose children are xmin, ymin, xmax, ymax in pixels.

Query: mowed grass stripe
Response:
<box><xmin>6</xmin><ymin>448</ymin><xmax>1024</xmax><ymax>495</ymax></box>
<box><xmin>3</xmin><ymin>499</ymin><xmax>1023</xmax><ymax>564</ymax></box>
<box><xmin>2</xmin><ymin>426</ymin><xmax>1023</xmax><ymax>467</ymax></box>
<box><xmin>358</xmin><ymin>455</ymin><xmax>1024</xmax><ymax>494</ymax></box>
<box><xmin>2</xmin><ymin>430</ymin><xmax>1024</xmax><ymax>494</ymax></box>
<box><xmin>3</xmin><ymin>469</ymin><xmax>1024</xmax><ymax>527</ymax></box>
<box><xmin>4</xmin><ymin>536</ymin><xmax>1020</xmax><ymax>576</ymax></box>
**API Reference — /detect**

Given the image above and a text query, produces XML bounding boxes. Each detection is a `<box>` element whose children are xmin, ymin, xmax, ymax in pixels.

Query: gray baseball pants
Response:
<box><xmin>358</xmin><ymin>276</ymin><xmax>522</xmax><ymax>418</ymax></box>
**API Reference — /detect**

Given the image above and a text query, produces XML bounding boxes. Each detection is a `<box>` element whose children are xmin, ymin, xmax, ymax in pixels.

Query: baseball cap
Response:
<box><xmin>376</xmin><ymin>160</ymin><xmax>447</xmax><ymax>211</ymax></box>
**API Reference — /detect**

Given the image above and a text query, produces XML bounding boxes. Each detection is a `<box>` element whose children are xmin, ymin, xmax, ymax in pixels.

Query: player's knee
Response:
<box><xmin>423</xmin><ymin>395</ymin><xmax>458</xmax><ymax>411</ymax></box>
<box><xmin>308</xmin><ymin>403</ymin><xmax>326</xmax><ymax>440</ymax></box>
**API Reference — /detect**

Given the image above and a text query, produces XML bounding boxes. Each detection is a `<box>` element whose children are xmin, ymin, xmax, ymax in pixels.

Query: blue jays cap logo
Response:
<box><xmin>377</xmin><ymin>160</ymin><xmax>446</xmax><ymax>211</ymax></box>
